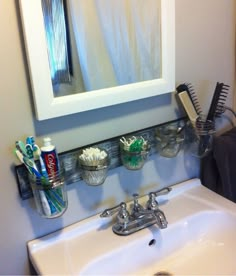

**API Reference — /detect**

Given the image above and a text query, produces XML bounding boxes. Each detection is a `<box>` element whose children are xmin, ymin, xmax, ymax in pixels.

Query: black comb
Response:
<box><xmin>177</xmin><ymin>83</ymin><xmax>202</xmax><ymax>115</ymax></box>
<box><xmin>206</xmin><ymin>82</ymin><xmax>229</xmax><ymax>121</ymax></box>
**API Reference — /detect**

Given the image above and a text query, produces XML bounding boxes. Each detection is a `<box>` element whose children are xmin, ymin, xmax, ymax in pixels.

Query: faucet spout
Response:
<box><xmin>154</xmin><ymin>209</ymin><xmax>168</xmax><ymax>229</ymax></box>
<box><xmin>132</xmin><ymin>209</ymin><xmax>154</xmax><ymax>219</ymax></box>
<box><xmin>134</xmin><ymin>209</ymin><xmax>168</xmax><ymax>229</ymax></box>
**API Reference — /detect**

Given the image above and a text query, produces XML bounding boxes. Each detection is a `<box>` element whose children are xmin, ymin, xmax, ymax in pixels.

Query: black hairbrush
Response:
<box><xmin>206</xmin><ymin>82</ymin><xmax>229</xmax><ymax>121</ymax></box>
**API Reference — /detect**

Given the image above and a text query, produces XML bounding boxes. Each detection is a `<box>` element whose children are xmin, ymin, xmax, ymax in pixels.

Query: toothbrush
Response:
<box><xmin>16</xmin><ymin>140</ymin><xmax>35</xmax><ymax>161</ymax></box>
<box><xmin>15</xmin><ymin>148</ymin><xmax>42</xmax><ymax>178</ymax></box>
<box><xmin>25</xmin><ymin>144</ymin><xmax>34</xmax><ymax>160</ymax></box>
<box><xmin>15</xmin><ymin>149</ymin><xmax>33</xmax><ymax>174</ymax></box>
<box><xmin>33</xmin><ymin>143</ymin><xmax>65</xmax><ymax>211</ymax></box>
<box><xmin>26</xmin><ymin>136</ymin><xmax>49</xmax><ymax>178</ymax></box>
<box><xmin>26</xmin><ymin>136</ymin><xmax>35</xmax><ymax>148</ymax></box>
<box><xmin>15</xmin><ymin>141</ymin><xmax>28</xmax><ymax>158</ymax></box>
<box><xmin>15</xmin><ymin>149</ymin><xmax>55</xmax><ymax>216</ymax></box>
<box><xmin>15</xmin><ymin>143</ymin><xmax>60</xmax><ymax>216</ymax></box>
<box><xmin>23</xmin><ymin>156</ymin><xmax>42</xmax><ymax>179</ymax></box>
<box><xmin>33</xmin><ymin>144</ymin><xmax>48</xmax><ymax>178</ymax></box>
<box><xmin>44</xmin><ymin>192</ymin><xmax>57</xmax><ymax>214</ymax></box>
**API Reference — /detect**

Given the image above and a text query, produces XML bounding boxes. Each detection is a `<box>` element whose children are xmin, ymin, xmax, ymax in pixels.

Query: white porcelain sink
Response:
<box><xmin>28</xmin><ymin>179</ymin><xmax>236</xmax><ymax>275</ymax></box>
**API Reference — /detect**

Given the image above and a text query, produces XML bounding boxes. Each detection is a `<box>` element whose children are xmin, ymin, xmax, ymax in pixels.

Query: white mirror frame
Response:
<box><xmin>19</xmin><ymin>0</ymin><xmax>175</xmax><ymax>120</ymax></box>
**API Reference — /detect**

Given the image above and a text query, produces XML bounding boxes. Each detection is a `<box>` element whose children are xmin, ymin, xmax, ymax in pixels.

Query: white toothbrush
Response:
<box><xmin>15</xmin><ymin>141</ymin><xmax>28</xmax><ymax>158</ymax></box>
<box><xmin>15</xmin><ymin>149</ymin><xmax>32</xmax><ymax>174</ymax></box>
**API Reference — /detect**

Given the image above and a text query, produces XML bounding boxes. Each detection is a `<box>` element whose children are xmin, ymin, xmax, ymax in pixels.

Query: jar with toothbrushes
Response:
<box><xmin>34</xmin><ymin>137</ymin><xmax>68</xmax><ymax>218</ymax></box>
<box><xmin>14</xmin><ymin>136</ymin><xmax>68</xmax><ymax>218</ymax></box>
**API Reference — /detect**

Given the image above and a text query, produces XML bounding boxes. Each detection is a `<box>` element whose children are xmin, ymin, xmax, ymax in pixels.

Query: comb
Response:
<box><xmin>206</xmin><ymin>82</ymin><xmax>229</xmax><ymax>121</ymax></box>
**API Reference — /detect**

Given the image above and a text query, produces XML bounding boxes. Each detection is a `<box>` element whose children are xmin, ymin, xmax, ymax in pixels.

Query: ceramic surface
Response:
<box><xmin>28</xmin><ymin>178</ymin><xmax>236</xmax><ymax>275</ymax></box>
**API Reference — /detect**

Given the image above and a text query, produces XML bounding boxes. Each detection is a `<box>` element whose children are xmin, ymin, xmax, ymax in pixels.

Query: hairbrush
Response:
<box><xmin>207</xmin><ymin>82</ymin><xmax>229</xmax><ymax>121</ymax></box>
<box><xmin>176</xmin><ymin>83</ymin><xmax>201</xmax><ymax>123</ymax></box>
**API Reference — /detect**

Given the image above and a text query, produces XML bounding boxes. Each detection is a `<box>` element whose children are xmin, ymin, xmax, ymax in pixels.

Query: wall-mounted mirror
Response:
<box><xmin>19</xmin><ymin>0</ymin><xmax>175</xmax><ymax>120</ymax></box>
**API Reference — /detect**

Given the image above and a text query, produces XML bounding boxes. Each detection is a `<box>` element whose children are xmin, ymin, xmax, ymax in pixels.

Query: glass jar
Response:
<box><xmin>155</xmin><ymin>122</ymin><xmax>185</xmax><ymax>158</ymax></box>
<box><xmin>188</xmin><ymin>116</ymin><xmax>215</xmax><ymax>158</ymax></box>
<box><xmin>79</xmin><ymin>164</ymin><xmax>108</xmax><ymax>186</ymax></box>
<box><xmin>29</xmin><ymin>171</ymin><xmax>68</xmax><ymax>218</ymax></box>
<box><xmin>78</xmin><ymin>148</ymin><xmax>109</xmax><ymax>186</ymax></box>
<box><xmin>120</xmin><ymin>148</ymin><xmax>149</xmax><ymax>170</ymax></box>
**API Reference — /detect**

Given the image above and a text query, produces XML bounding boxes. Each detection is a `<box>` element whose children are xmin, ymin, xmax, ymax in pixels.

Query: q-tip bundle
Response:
<box><xmin>79</xmin><ymin>147</ymin><xmax>108</xmax><ymax>166</ymax></box>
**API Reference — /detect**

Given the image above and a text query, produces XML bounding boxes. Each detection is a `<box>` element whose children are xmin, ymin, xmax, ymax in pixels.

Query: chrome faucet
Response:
<box><xmin>100</xmin><ymin>187</ymin><xmax>171</xmax><ymax>236</ymax></box>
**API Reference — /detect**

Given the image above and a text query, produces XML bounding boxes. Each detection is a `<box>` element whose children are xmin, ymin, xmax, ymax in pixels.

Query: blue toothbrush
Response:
<box><xmin>33</xmin><ymin>144</ymin><xmax>48</xmax><ymax>178</ymax></box>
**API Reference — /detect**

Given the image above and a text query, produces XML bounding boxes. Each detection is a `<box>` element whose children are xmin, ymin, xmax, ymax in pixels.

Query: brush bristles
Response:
<box><xmin>184</xmin><ymin>83</ymin><xmax>202</xmax><ymax>115</ymax></box>
<box><xmin>215</xmin><ymin>83</ymin><xmax>229</xmax><ymax>117</ymax></box>
<box><xmin>177</xmin><ymin>81</ymin><xmax>230</xmax><ymax>121</ymax></box>
<box><xmin>207</xmin><ymin>82</ymin><xmax>229</xmax><ymax>120</ymax></box>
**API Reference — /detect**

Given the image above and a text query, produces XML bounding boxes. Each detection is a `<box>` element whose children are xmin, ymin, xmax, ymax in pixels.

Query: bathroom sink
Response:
<box><xmin>28</xmin><ymin>179</ymin><xmax>236</xmax><ymax>275</ymax></box>
<box><xmin>81</xmin><ymin>211</ymin><xmax>236</xmax><ymax>275</ymax></box>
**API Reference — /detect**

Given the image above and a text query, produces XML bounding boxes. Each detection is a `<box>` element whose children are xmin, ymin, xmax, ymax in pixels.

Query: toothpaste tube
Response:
<box><xmin>41</xmin><ymin>137</ymin><xmax>59</xmax><ymax>177</ymax></box>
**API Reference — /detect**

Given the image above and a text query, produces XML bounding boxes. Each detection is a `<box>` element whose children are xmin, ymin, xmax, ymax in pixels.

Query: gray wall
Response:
<box><xmin>0</xmin><ymin>0</ymin><xmax>235</xmax><ymax>274</ymax></box>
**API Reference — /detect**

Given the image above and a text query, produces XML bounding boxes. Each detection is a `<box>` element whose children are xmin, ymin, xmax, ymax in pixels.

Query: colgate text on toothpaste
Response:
<box><xmin>41</xmin><ymin>150</ymin><xmax>59</xmax><ymax>177</ymax></box>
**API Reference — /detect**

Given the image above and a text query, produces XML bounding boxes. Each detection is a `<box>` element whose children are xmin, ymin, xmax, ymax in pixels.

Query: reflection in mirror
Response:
<box><xmin>19</xmin><ymin>0</ymin><xmax>174</xmax><ymax>120</ymax></box>
<box><xmin>41</xmin><ymin>0</ymin><xmax>162</xmax><ymax>97</ymax></box>
<box><xmin>41</xmin><ymin>0</ymin><xmax>71</xmax><ymax>87</ymax></box>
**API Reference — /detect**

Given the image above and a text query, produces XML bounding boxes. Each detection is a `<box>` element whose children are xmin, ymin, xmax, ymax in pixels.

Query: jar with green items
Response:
<box><xmin>120</xmin><ymin>136</ymin><xmax>150</xmax><ymax>170</ymax></box>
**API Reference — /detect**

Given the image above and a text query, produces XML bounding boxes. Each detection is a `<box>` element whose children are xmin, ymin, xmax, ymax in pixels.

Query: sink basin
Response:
<box><xmin>82</xmin><ymin>211</ymin><xmax>236</xmax><ymax>275</ymax></box>
<box><xmin>28</xmin><ymin>178</ymin><xmax>236</xmax><ymax>275</ymax></box>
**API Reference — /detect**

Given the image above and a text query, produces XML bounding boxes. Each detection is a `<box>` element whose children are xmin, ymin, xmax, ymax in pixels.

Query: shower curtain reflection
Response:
<box><xmin>69</xmin><ymin>0</ymin><xmax>162</xmax><ymax>91</ymax></box>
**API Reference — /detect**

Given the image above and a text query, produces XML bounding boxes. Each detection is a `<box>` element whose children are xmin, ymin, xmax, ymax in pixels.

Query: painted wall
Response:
<box><xmin>0</xmin><ymin>0</ymin><xmax>235</xmax><ymax>274</ymax></box>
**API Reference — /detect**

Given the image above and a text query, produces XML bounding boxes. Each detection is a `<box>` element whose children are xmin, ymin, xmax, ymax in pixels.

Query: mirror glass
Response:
<box><xmin>19</xmin><ymin>0</ymin><xmax>175</xmax><ymax>120</ymax></box>
<box><xmin>41</xmin><ymin>0</ymin><xmax>162</xmax><ymax>98</ymax></box>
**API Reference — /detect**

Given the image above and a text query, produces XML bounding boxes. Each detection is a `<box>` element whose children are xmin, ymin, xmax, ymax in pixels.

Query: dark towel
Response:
<box><xmin>201</xmin><ymin>127</ymin><xmax>236</xmax><ymax>203</ymax></box>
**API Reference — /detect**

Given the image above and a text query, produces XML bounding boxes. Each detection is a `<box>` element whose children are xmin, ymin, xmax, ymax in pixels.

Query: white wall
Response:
<box><xmin>0</xmin><ymin>0</ymin><xmax>235</xmax><ymax>274</ymax></box>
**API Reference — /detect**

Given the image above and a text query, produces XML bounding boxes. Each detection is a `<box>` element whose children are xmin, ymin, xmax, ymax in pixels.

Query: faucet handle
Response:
<box><xmin>146</xmin><ymin>187</ymin><xmax>172</xmax><ymax>211</ymax></box>
<box><xmin>151</xmin><ymin>187</ymin><xmax>172</xmax><ymax>197</ymax></box>
<box><xmin>100</xmin><ymin>202</ymin><xmax>127</xmax><ymax>217</ymax></box>
<box><xmin>100</xmin><ymin>202</ymin><xmax>130</xmax><ymax>225</ymax></box>
<box><xmin>100</xmin><ymin>202</ymin><xmax>130</xmax><ymax>227</ymax></box>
